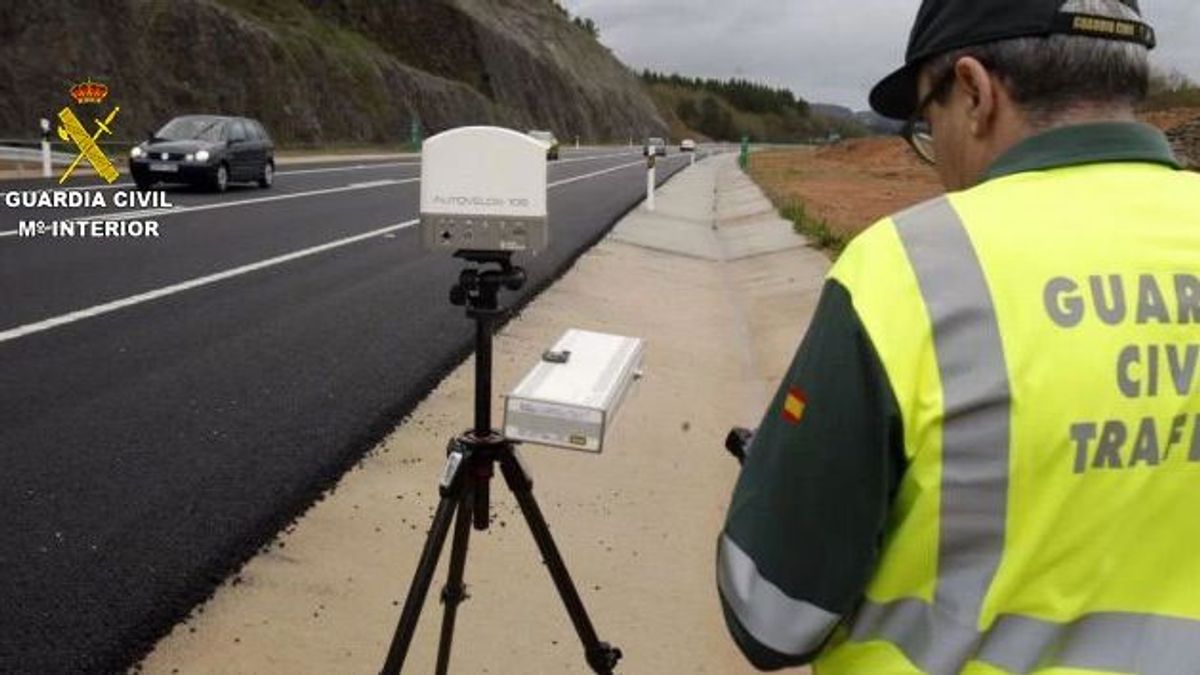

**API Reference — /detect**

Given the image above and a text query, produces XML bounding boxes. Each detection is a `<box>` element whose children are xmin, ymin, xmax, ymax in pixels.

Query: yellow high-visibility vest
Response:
<box><xmin>815</xmin><ymin>160</ymin><xmax>1200</xmax><ymax>674</ymax></box>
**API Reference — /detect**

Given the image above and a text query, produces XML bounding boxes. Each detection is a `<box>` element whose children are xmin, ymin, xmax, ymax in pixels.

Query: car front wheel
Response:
<box><xmin>211</xmin><ymin>163</ymin><xmax>229</xmax><ymax>193</ymax></box>
<box><xmin>257</xmin><ymin>161</ymin><xmax>274</xmax><ymax>189</ymax></box>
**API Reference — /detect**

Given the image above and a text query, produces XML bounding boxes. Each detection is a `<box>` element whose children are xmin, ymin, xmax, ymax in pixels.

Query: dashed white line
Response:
<box><xmin>548</xmin><ymin>157</ymin><xmax>657</xmax><ymax>187</ymax></box>
<box><xmin>278</xmin><ymin>161</ymin><xmax>418</xmax><ymax>176</ymax></box>
<box><xmin>347</xmin><ymin>179</ymin><xmax>405</xmax><ymax>189</ymax></box>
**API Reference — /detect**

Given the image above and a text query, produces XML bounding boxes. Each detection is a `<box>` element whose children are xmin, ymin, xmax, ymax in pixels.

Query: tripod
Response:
<box><xmin>381</xmin><ymin>250</ymin><xmax>622</xmax><ymax>674</ymax></box>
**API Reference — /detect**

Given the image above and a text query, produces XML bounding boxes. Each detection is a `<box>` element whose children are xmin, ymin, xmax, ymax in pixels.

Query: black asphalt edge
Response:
<box><xmin>121</xmin><ymin>152</ymin><xmax>709</xmax><ymax>672</ymax></box>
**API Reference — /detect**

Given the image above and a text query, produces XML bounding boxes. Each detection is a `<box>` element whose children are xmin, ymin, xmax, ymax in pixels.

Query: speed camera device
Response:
<box><xmin>420</xmin><ymin>126</ymin><xmax>548</xmax><ymax>253</ymax></box>
<box><xmin>504</xmin><ymin>329</ymin><xmax>645</xmax><ymax>453</ymax></box>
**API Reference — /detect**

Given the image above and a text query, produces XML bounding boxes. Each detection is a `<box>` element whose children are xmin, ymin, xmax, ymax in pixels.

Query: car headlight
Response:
<box><xmin>130</xmin><ymin>146</ymin><xmax>144</xmax><ymax>158</ymax></box>
<box><xmin>195</xmin><ymin>150</ymin><xmax>210</xmax><ymax>162</ymax></box>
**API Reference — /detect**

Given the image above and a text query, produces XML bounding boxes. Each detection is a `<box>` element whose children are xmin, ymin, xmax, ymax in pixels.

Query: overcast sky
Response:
<box><xmin>560</xmin><ymin>1</ymin><xmax>1200</xmax><ymax>111</ymax></box>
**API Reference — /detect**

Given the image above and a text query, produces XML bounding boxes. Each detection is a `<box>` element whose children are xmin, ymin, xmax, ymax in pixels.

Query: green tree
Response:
<box><xmin>573</xmin><ymin>16</ymin><xmax>600</xmax><ymax>38</ymax></box>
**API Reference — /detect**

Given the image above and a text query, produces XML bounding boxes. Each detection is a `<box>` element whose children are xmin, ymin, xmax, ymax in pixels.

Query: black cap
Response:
<box><xmin>869</xmin><ymin>0</ymin><xmax>1156</xmax><ymax>120</ymax></box>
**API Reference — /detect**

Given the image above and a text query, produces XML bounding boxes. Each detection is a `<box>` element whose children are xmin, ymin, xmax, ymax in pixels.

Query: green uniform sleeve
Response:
<box><xmin>717</xmin><ymin>278</ymin><xmax>905</xmax><ymax>669</ymax></box>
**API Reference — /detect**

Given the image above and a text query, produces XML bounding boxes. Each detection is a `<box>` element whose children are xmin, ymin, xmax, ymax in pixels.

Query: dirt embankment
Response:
<box><xmin>749</xmin><ymin>137</ymin><xmax>942</xmax><ymax>243</ymax></box>
<box><xmin>749</xmin><ymin>108</ymin><xmax>1200</xmax><ymax>246</ymax></box>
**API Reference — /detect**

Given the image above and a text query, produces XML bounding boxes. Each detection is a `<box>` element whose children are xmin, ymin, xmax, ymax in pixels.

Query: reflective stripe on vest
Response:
<box><xmin>845</xmin><ymin>196</ymin><xmax>1200</xmax><ymax>673</ymax></box>
<box><xmin>718</xmin><ymin>533</ymin><xmax>839</xmax><ymax>656</ymax></box>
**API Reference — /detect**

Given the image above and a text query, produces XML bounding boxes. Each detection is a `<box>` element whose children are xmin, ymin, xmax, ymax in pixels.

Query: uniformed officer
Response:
<box><xmin>718</xmin><ymin>0</ymin><xmax>1200</xmax><ymax>672</ymax></box>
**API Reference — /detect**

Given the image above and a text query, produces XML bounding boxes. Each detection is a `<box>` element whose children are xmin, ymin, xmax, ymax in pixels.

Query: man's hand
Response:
<box><xmin>725</xmin><ymin>427</ymin><xmax>755</xmax><ymax>465</ymax></box>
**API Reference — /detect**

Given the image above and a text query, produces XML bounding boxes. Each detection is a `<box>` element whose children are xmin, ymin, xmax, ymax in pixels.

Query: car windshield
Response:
<box><xmin>529</xmin><ymin>131</ymin><xmax>554</xmax><ymax>142</ymax></box>
<box><xmin>648</xmin><ymin>138</ymin><xmax>664</xmax><ymax>145</ymax></box>
<box><xmin>155</xmin><ymin>117</ymin><xmax>226</xmax><ymax>142</ymax></box>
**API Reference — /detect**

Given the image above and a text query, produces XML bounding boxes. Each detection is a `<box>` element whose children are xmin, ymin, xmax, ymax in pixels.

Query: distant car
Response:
<box><xmin>680</xmin><ymin>139</ymin><xmax>696</xmax><ymax>152</ymax></box>
<box><xmin>130</xmin><ymin>115</ymin><xmax>275</xmax><ymax>192</ymax></box>
<box><xmin>643</xmin><ymin>137</ymin><xmax>667</xmax><ymax>157</ymax></box>
<box><xmin>528</xmin><ymin>130</ymin><xmax>560</xmax><ymax>160</ymax></box>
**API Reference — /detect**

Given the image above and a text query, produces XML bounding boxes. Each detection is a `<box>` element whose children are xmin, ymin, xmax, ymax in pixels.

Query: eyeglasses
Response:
<box><xmin>902</xmin><ymin>67</ymin><xmax>956</xmax><ymax>165</ymax></box>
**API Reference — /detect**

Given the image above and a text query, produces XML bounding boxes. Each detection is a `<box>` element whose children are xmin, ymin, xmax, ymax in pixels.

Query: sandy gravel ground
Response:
<box><xmin>139</xmin><ymin>153</ymin><xmax>826</xmax><ymax>674</ymax></box>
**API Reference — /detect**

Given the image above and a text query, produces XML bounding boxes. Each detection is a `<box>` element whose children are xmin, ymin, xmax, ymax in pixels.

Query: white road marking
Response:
<box><xmin>551</xmin><ymin>151</ymin><xmax>639</xmax><ymax>165</ymax></box>
<box><xmin>277</xmin><ymin>161</ymin><xmax>417</xmax><ymax>176</ymax></box>
<box><xmin>1</xmin><ymin>160</ymin><xmax>418</xmax><ymax>193</ymax></box>
<box><xmin>346</xmin><ymin>179</ymin><xmax>404</xmax><ymax>189</ymax></box>
<box><xmin>74</xmin><ymin>178</ymin><xmax>419</xmax><ymax>222</ymax></box>
<box><xmin>0</xmin><ymin>153</ymin><xmax>690</xmax><ymax>342</ymax></box>
<box><xmin>548</xmin><ymin>157</ymin><xmax>657</xmax><ymax>187</ymax></box>
<box><xmin>57</xmin><ymin>181</ymin><xmax>135</xmax><ymax>192</ymax></box>
<box><xmin>0</xmin><ymin>152</ymin><xmax>645</xmax><ymax>235</ymax></box>
<box><xmin>0</xmin><ymin>150</ymin><xmax>636</xmax><ymax>197</ymax></box>
<box><xmin>0</xmin><ymin>219</ymin><xmax>418</xmax><ymax>344</ymax></box>
<box><xmin>276</xmin><ymin>151</ymin><xmax>631</xmax><ymax>174</ymax></box>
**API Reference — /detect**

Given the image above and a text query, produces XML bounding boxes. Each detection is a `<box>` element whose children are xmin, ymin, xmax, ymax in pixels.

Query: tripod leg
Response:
<box><xmin>435</xmin><ymin>488</ymin><xmax>475</xmax><ymax>675</ymax></box>
<box><xmin>498</xmin><ymin>450</ymin><xmax>623</xmax><ymax>674</ymax></box>
<box><xmin>382</xmin><ymin>492</ymin><xmax>460</xmax><ymax>675</ymax></box>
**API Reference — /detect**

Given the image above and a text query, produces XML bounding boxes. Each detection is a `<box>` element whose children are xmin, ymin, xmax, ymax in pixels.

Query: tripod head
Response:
<box><xmin>449</xmin><ymin>250</ymin><xmax>527</xmax><ymax>318</ymax></box>
<box><xmin>446</xmin><ymin>249</ymin><xmax>528</xmax><ymax>438</ymax></box>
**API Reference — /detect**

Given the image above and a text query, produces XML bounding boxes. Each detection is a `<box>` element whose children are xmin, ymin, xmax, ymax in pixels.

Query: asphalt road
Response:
<box><xmin>0</xmin><ymin>146</ymin><xmax>705</xmax><ymax>672</ymax></box>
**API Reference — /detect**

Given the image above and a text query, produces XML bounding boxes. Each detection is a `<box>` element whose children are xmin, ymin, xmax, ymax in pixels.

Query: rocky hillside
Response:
<box><xmin>0</xmin><ymin>0</ymin><xmax>667</xmax><ymax>145</ymax></box>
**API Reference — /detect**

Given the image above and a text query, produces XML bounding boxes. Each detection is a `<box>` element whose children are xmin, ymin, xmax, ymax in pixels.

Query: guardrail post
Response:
<box><xmin>646</xmin><ymin>154</ymin><xmax>656</xmax><ymax>212</ymax></box>
<box><xmin>40</xmin><ymin>117</ymin><xmax>52</xmax><ymax>178</ymax></box>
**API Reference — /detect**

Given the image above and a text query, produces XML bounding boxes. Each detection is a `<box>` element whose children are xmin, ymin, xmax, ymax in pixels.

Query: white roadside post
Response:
<box><xmin>575</xmin><ymin>135</ymin><xmax>580</xmax><ymax>150</ymax></box>
<box><xmin>646</xmin><ymin>153</ymin><xmax>656</xmax><ymax>212</ymax></box>
<box><xmin>39</xmin><ymin>118</ymin><xmax>52</xmax><ymax>178</ymax></box>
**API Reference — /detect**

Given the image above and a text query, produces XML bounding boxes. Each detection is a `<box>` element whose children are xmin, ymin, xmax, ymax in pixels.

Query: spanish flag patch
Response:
<box><xmin>782</xmin><ymin>387</ymin><xmax>807</xmax><ymax>424</ymax></box>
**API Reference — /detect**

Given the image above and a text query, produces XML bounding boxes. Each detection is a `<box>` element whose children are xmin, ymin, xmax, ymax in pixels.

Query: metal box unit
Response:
<box><xmin>504</xmin><ymin>329</ymin><xmax>645</xmax><ymax>453</ymax></box>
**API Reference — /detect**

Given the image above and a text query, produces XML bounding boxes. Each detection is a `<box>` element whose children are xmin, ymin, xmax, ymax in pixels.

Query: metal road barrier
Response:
<box><xmin>0</xmin><ymin>144</ymin><xmax>76</xmax><ymax>165</ymax></box>
<box><xmin>0</xmin><ymin>136</ymin><xmax>134</xmax><ymax>177</ymax></box>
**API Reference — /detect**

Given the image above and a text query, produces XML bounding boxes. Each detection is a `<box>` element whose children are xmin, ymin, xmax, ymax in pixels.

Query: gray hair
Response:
<box><xmin>925</xmin><ymin>0</ymin><xmax>1150</xmax><ymax>127</ymax></box>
